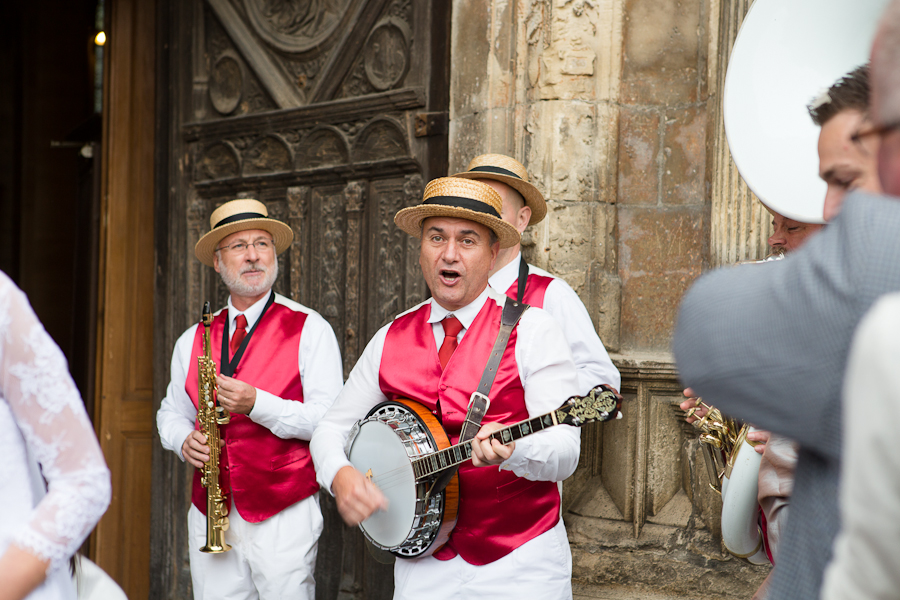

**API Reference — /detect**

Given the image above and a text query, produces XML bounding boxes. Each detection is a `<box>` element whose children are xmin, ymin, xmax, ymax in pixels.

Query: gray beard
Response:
<box><xmin>219</xmin><ymin>259</ymin><xmax>278</xmax><ymax>298</ymax></box>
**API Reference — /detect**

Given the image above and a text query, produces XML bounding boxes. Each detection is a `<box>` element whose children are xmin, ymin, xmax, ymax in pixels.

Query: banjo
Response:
<box><xmin>345</xmin><ymin>384</ymin><xmax>620</xmax><ymax>559</ymax></box>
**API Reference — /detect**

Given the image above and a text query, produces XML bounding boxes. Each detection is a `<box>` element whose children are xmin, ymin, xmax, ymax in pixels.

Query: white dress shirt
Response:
<box><xmin>157</xmin><ymin>290</ymin><xmax>344</xmax><ymax>461</ymax></box>
<box><xmin>489</xmin><ymin>252</ymin><xmax>620</xmax><ymax>392</ymax></box>
<box><xmin>310</xmin><ymin>286</ymin><xmax>582</xmax><ymax>495</ymax></box>
<box><xmin>822</xmin><ymin>292</ymin><xmax>900</xmax><ymax>600</ymax></box>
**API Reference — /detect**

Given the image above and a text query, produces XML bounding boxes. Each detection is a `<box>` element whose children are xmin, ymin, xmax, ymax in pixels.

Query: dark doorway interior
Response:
<box><xmin>0</xmin><ymin>0</ymin><xmax>103</xmax><ymax>412</ymax></box>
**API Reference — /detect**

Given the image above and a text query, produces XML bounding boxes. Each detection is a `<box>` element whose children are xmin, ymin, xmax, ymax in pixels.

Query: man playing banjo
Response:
<box><xmin>310</xmin><ymin>177</ymin><xmax>586</xmax><ymax>599</ymax></box>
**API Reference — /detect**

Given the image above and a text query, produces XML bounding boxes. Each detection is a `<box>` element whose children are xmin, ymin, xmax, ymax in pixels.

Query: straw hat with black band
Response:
<box><xmin>194</xmin><ymin>198</ymin><xmax>294</xmax><ymax>267</ymax></box>
<box><xmin>452</xmin><ymin>154</ymin><xmax>547</xmax><ymax>226</ymax></box>
<box><xmin>394</xmin><ymin>177</ymin><xmax>520</xmax><ymax>249</ymax></box>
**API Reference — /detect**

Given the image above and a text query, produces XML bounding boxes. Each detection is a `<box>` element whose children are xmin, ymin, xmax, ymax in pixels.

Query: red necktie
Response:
<box><xmin>438</xmin><ymin>316</ymin><xmax>463</xmax><ymax>370</ymax></box>
<box><xmin>230</xmin><ymin>314</ymin><xmax>248</xmax><ymax>357</ymax></box>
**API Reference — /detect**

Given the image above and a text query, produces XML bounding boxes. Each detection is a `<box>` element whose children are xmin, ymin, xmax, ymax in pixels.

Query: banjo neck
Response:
<box><xmin>411</xmin><ymin>384</ymin><xmax>620</xmax><ymax>480</ymax></box>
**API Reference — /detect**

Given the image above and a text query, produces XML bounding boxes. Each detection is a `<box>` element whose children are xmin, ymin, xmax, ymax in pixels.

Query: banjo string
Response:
<box><xmin>365</xmin><ymin>435</ymin><xmax>519</xmax><ymax>490</ymax></box>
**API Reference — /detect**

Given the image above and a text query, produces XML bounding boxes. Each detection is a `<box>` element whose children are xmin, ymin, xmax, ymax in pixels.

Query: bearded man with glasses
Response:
<box><xmin>157</xmin><ymin>198</ymin><xmax>343</xmax><ymax>600</ymax></box>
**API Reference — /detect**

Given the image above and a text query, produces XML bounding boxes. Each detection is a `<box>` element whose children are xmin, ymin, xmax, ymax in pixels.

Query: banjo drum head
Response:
<box><xmin>347</xmin><ymin>418</ymin><xmax>418</xmax><ymax>549</ymax></box>
<box><xmin>724</xmin><ymin>0</ymin><xmax>888</xmax><ymax>224</ymax></box>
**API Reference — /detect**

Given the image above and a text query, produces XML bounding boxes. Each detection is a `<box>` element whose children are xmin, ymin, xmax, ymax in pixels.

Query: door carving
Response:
<box><xmin>153</xmin><ymin>1</ymin><xmax>450</xmax><ymax>598</ymax></box>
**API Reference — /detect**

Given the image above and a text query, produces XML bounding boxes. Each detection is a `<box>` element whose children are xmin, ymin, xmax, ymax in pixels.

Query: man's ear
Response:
<box><xmin>212</xmin><ymin>252</ymin><xmax>221</xmax><ymax>274</ymax></box>
<box><xmin>488</xmin><ymin>240</ymin><xmax>500</xmax><ymax>271</ymax></box>
<box><xmin>517</xmin><ymin>206</ymin><xmax>532</xmax><ymax>233</ymax></box>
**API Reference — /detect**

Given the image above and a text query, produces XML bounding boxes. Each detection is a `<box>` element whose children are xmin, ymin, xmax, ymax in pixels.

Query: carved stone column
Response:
<box><xmin>708</xmin><ymin>0</ymin><xmax>771</xmax><ymax>266</ymax></box>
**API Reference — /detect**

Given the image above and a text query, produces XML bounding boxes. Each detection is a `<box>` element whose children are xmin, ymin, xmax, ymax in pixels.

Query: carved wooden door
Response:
<box><xmin>152</xmin><ymin>1</ymin><xmax>450</xmax><ymax>598</ymax></box>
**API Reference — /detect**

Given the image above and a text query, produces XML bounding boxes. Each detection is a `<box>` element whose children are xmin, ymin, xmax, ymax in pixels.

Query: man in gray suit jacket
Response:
<box><xmin>673</xmin><ymin>3</ymin><xmax>900</xmax><ymax>598</ymax></box>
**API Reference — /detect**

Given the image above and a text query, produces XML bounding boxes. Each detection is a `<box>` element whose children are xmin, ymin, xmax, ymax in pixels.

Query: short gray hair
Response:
<box><xmin>872</xmin><ymin>0</ymin><xmax>900</xmax><ymax>124</ymax></box>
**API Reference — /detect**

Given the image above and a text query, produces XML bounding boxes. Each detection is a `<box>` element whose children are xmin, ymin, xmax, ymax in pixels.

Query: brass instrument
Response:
<box><xmin>685</xmin><ymin>399</ymin><xmax>742</xmax><ymax>494</ymax></box>
<box><xmin>197</xmin><ymin>301</ymin><xmax>232</xmax><ymax>553</ymax></box>
<box><xmin>686</xmin><ymin>398</ymin><xmax>768</xmax><ymax>564</ymax></box>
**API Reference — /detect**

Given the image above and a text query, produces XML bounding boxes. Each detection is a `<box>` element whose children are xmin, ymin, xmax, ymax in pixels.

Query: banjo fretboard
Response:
<box><xmin>409</xmin><ymin>384</ymin><xmax>619</xmax><ymax>480</ymax></box>
<box><xmin>411</xmin><ymin>411</ymin><xmax>562</xmax><ymax>480</ymax></box>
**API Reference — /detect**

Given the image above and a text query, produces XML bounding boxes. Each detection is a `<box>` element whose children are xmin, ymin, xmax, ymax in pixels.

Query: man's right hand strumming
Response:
<box><xmin>331</xmin><ymin>465</ymin><xmax>388</xmax><ymax>527</ymax></box>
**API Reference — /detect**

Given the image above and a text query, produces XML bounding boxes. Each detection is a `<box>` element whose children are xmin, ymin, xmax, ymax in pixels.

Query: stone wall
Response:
<box><xmin>449</xmin><ymin>0</ymin><xmax>769</xmax><ymax>597</ymax></box>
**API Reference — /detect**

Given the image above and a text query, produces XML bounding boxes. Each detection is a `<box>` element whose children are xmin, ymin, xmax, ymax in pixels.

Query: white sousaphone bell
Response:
<box><xmin>724</xmin><ymin>0</ymin><xmax>888</xmax><ymax>224</ymax></box>
<box><xmin>711</xmin><ymin>0</ymin><xmax>888</xmax><ymax>564</ymax></box>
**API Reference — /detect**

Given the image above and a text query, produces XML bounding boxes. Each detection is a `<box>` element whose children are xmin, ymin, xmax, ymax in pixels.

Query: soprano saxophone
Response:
<box><xmin>197</xmin><ymin>301</ymin><xmax>232</xmax><ymax>553</ymax></box>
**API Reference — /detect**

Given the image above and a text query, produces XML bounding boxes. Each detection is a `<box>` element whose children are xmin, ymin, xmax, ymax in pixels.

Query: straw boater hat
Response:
<box><xmin>394</xmin><ymin>177</ymin><xmax>520</xmax><ymax>248</ymax></box>
<box><xmin>194</xmin><ymin>198</ymin><xmax>293</xmax><ymax>267</ymax></box>
<box><xmin>452</xmin><ymin>153</ymin><xmax>547</xmax><ymax>225</ymax></box>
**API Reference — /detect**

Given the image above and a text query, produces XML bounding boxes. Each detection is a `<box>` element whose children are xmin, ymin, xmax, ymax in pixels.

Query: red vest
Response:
<box><xmin>504</xmin><ymin>269</ymin><xmax>554</xmax><ymax>308</ymax></box>
<box><xmin>379</xmin><ymin>297</ymin><xmax>560</xmax><ymax>565</ymax></box>
<box><xmin>185</xmin><ymin>298</ymin><xmax>319</xmax><ymax>523</ymax></box>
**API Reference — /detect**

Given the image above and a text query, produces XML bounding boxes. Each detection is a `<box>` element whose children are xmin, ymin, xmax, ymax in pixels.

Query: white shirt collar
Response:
<box><xmin>427</xmin><ymin>286</ymin><xmax>492</xmax><ymax>331</ymax></box>
<box><xmin>227</xmin><ymin>289</ymin><xmax>273</xmax><ymax>331</ymax></box>
<box><xmin>488</xmin><ymin>252</ymin><xmax>523</xmax><ymax>295</ymax></box>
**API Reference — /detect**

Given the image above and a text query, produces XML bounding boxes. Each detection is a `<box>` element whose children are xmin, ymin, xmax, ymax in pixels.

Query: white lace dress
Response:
<box><xmin>0</xmin><ymin>273</ymin><xmax>111</xmax><ymax>600</ymax></box>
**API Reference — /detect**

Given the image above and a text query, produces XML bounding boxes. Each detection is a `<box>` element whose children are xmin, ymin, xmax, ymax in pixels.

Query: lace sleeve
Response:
<box><xmin>0</xmin><ymin>276</ymin><xmax>111</xmax><ymax>571</ymax></box>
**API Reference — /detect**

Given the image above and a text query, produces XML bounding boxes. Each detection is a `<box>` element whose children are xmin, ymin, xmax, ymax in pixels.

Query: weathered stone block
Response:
<box><xmin>525</xmin><ymin>101</ymin><xmax>617</xmax><ymax>202</ymax></box>
<box><xmin>447</xmin><ymin>114</ymin><xmax>486</xmax><ymax>174</ymax></box>
<box><xmin>568</xmin><ymin>516</ymin><xmax>768</xmax><ymax>598</ymax></box>
<box><xmin>618</xmin><ymin>106</ymin><xmax>661</xmax><ymax>205</ymax></box>
<box><xmin>548</xmin><ymin>202</ymin><xmax>598</xmax><ymax>281</ymax></box>
<box><xmin>529</xmin><ymin>0</ymin><xmax>624</xmax><ymax>102</ymax></box>
<box><xmin>647</xmin><ymin>392</ymin><xmax>686</xmax><ymax>519</ymax></box>
<box><xmin>618</xmin><ymin>206</ymin><xmax>704</xmax><ymax>350</ymax></box>
<box><xmin>589</xmin><ymin>264</ymin><xmax>622</xmax><ymax>352</ymax></box>
<box><xmin>450</xmin><ymin>0</ymin><xmax>493</xmax><ymax>117</ymax></box>
<box><xmin>663</xmin><ymin>104</ymin><xmax>707</xmax><ymax>205</ymax></box>
<box><xmin>621</xmin><ymin>0</ymin><xmax>703</xmax><ymax>105</ymax></box>
<box><xmin>447</xmin><ymin>108</ymin><xmax>517</xmax><ymax>173</ymax></box>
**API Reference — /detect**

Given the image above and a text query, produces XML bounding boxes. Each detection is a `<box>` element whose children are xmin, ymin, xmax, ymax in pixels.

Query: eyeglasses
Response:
<box><xmin>851</xmin><ymin>120</ymin><xmax>900</xmax><ymax>144</ymax></box>
<box><xmin>215</xmin><ymin>239</ymin><xmax>274</xmax><ymax>254</ymax></box>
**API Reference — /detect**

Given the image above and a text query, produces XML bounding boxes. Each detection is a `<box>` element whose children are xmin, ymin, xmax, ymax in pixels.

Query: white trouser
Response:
<box><xmin>188</xmin><ymin>493</ymin><xmax>323</xmax><ymax>600</ymax></box>
<box><xmin>392</xmin><ymin>519</ymin><xmax>573</xmax><ymax>600</ymax></box>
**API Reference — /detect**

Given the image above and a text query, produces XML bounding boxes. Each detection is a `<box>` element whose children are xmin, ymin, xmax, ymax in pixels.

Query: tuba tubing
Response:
<box><xmin>721</xmin><ymin>426</ymin><xmax>768</xmax><ymax>565</ymax></box>
<box><xmin>686</xmin><ymin>400</ymin><xmax>770</xmax><ymax>565</ymax></box>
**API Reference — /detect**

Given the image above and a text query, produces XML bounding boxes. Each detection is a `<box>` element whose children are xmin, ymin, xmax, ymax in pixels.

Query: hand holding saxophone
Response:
<box><xmin>216</xmin><ymin>374</ymin><xmax>257</xmax><ymax>415</ymax></box>
<box><xmin>181</xmin><ymin>430</ymin><xmax>225</xmax><ymax>469</ymax></box>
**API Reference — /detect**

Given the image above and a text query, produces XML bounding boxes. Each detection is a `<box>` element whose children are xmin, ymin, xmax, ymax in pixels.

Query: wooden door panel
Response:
<box><xmin>92</xmin><ymin>1</ymin><xmax>157</xmax><ymax>599</ymax></box>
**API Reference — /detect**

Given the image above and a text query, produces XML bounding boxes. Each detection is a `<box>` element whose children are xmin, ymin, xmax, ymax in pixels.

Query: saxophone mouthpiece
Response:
<box><xmin>201</xmin><ymin>301</ymin><xmax>212</xmax><ymax>326</ymax></box>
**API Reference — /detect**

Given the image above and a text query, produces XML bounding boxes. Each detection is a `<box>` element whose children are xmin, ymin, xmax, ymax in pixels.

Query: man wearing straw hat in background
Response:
<box><xmin>311</xmin><ymin>177</ymin><xmax>586</xmax><ymax>599</ymax></box>
<box><xmin>453</xmin><ymin>154</ymin><xmax>620</xmax><ymax>395</ymax></box>
<box><xmin>157</xmin><ymin>198</ymin><xmax>343</xmax><ymax>600</ymax></box>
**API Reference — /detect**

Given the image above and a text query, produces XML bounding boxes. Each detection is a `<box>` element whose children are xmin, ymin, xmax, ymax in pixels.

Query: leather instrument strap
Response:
<box><xmin>220</xmin><ymin>291</ymin><xmax>275</xmax><ymax>377</ymax></box>
<box><xmin>516</xmin><ymin>257</ymin><xmax>529</xmax><ymax>303</ymax></box>
<box><xmin>428</xmin><ymin>297</ymin><xmax>529</xmax><ymax>497</ymax></box>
